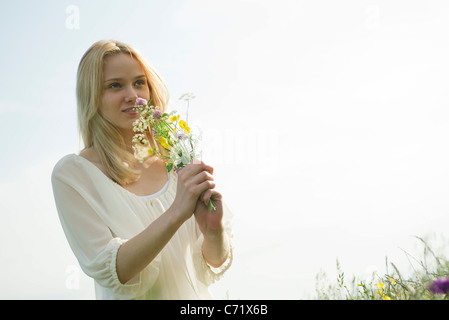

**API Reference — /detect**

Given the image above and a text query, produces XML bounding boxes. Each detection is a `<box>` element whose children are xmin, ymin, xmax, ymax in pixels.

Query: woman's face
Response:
<box><xmin>100</xmin><ymin>53</ymin><xmax>150</xmax><ymax>134</ymax></box>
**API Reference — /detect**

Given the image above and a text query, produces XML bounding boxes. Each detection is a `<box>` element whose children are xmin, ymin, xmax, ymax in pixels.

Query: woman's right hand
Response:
<box><xmin>170</xmin><ymin>159</ymin><xmax>215</xmax><ymax>223</ymax></box>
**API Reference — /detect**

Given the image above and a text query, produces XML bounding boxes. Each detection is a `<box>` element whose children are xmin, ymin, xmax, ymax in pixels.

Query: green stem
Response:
<box><xmin>208</xmin><ymin>199</ymin><xmax>216</xmax><ymax>212</ymax></box>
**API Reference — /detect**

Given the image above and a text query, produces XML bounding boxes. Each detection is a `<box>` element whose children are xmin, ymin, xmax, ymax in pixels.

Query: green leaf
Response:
<box><xmin>166</xmin><ymin>163</ymin><xmax>173</xmax><ymax>172</ymax></box>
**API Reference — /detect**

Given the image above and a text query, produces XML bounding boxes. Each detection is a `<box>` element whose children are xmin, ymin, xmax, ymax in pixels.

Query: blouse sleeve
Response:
<box><xmin>192</xmin><ymin>201</ymin><xmax>234</xmax><ymax>286</ymax></box>
<box><xmin>51</xmin><ymin>156</ymin><xmax>160</xmax><ymax>299</ymax></box>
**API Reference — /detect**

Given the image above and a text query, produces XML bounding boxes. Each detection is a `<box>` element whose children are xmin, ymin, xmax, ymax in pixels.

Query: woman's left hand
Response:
<box><xmin>194</xmin><ymin>189</ymin><xmax>224</xmax><ymax>238</ymax></box>
<box><xmin>194</xmin><ymin>189</ymin><xmax>231</xmax><ymax>268</ymax></box>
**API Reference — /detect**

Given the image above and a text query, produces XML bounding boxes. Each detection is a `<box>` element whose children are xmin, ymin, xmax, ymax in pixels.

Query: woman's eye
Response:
<box><xmin>108</xmin><ymin>83</ymin><xmax>121</xmax><ymax>89</ymax></box>
<box><xmin>135</xmin><ymin>80</ymin><xmax>146</xmax><ymax>87</ymax></box>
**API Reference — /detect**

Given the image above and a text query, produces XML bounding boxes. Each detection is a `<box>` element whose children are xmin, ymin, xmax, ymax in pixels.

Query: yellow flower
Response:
<box><xmin>179</xmin><ymin>120</ymin><xmax>190</xmax><ymax>134</ymax></box>
<box><xmin>159</xmin><ymin>137</ymin><xmax>170</xmax><ymax>149</ymax></box>
<box><xmin>148</xmin><ymin>148</ymin><xmax>154</xmax><ymax>156</ymax></box>
<box><xmin>389</xmin><ymin>277</ymin><xmax>397</xmax><ymax>285</ymax></box>
<box><xmin>382</xmin><ymin>294</ymin><xmax>392</xmax><ymax>300</ymax></box>
<box><xmin>377</xmin><ymin>283</ymin><xmax>384</xmax><ymax>289</ymax></box>
<box><xmin>170</xmin><ymin>115</ymin><xmax>180</xmax><ymax>122</ymax></box>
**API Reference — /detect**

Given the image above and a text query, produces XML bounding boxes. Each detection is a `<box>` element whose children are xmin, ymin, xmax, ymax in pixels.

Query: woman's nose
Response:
<box><xmin>124</xmin><ymin>85</ymin><xmax>138</xmax><ymax>102</ymax></box>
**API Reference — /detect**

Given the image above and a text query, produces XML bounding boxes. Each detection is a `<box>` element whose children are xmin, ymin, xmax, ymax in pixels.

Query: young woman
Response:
<box><xmin>51</xmin><ymin>40</ymin><xmax>233</xmax><ymax>299</ymax></box>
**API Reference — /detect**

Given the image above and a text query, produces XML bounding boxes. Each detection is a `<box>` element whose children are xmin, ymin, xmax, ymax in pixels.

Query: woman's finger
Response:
<box><xmin>202</xmin><ymin>189</ymin><xmax>222</xmax><ymax>206</ymax></box>
<box><xmin>195</xmin><ymin>179</ymin><xmax>216</xmax><ymax>196</ymax></box>
<box><xmin>191</xmin><ymin>170</ymin><xmax>214</xmax><ymax>186</ymax></box>
<box><xmin>185</xmin><ymin>159</ymin><xmax>214</xmax><ymax>176</ymax></box>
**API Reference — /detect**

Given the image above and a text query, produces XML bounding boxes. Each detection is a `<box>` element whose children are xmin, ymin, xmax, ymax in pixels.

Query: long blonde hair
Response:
<box><xmin>76</xmin><ymin>40</ymin><xmax>169</xmax><ymax>185</ymax></box>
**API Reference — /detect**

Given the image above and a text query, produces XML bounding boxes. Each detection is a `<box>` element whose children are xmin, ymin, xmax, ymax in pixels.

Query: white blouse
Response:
<box><xmin>51</xmin><ymin>154</ymin><xmax>233</xmax><ymax>300</ymax></box>
<box><xmin>141</xmin><ymin>175</ymin><xmax>170</xmax><ymax>200</ymax></box>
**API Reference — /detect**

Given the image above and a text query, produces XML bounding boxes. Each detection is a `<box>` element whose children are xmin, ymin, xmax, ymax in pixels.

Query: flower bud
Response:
<box><xmin>135</xmin><ymin>97</ymin><xmax>147</xmax><ymax>106</ymax></box>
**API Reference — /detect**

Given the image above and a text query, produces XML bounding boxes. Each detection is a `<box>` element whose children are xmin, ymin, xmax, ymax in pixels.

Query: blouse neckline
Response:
<box><xmin>73</xmin><ymin>153</ymin><xmax>173</xmax><ymax>202</ymax></box>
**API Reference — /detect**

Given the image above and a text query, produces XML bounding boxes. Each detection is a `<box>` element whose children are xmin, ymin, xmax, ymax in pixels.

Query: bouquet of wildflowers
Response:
<box><xmin>132</xmin><ymin>96</ymin><xmax>216</xmax><ymax>211</ymax></box>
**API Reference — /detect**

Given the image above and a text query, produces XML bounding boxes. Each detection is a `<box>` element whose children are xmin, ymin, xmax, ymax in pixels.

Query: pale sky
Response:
<box><xmin>1</xmin><ymin>0</ymin><xmax>449</xmax><ymax>299</ymax></box>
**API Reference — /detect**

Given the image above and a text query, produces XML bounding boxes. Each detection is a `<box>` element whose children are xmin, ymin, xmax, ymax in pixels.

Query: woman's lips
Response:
<box><xmin>122</xmin><ymin>107</ymin><xmax>137</xmax><ymax>115</ymax></box>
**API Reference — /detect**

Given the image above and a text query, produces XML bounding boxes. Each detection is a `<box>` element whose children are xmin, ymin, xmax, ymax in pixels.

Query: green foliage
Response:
<box><xmin>314</xmin><ymin>235</ymin><xmax>449</xmax><ymax>300</ymax></box>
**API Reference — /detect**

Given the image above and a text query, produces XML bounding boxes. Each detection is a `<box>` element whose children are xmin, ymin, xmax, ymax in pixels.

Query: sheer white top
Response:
<box><xmin>141</xmin><ymin>174</ymin><xmax>170</xmax><ymax>200</ymax></box>
<box><xmin>51</xmin><ymin>154</ymin><xmax>233</xmax><ymax>300</ymax></box>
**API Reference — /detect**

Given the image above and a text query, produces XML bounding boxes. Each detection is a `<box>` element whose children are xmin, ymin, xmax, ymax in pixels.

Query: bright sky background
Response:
<box><xmin>1</xmin><ymin>0</ymin><xmax>449</xmax><ymax>299</ymax></box>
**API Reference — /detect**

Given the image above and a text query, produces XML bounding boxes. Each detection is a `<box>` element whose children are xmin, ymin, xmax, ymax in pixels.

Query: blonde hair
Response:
<box><xmin>76</xmin><ymin>40</ymin><xmax>169</xmax><ymax>185</ymax></box>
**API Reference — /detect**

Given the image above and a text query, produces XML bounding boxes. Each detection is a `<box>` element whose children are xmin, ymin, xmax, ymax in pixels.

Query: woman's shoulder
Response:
<box><xmin>51</xmin><ymin>154</ymin><xmax>82</xmax><ymax>185</ymax></box>
<box><xmin>79</xmin><ymin>147</ymin><xmax>110</xmax><ymax>177</ymax></box>
<box><xmin>52</xmin><ymin>151</ymin><xmax>98</xmax><ymax>180</ymax></box>
<box><xmin>53</xmin><ymin>153</ymin><xmax>80</xmax><ymax>169</ymax></box>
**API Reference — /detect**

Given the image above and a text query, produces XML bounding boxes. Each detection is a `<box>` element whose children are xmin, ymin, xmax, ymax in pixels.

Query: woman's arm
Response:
<box><xmin>194</xmin><ymin>190</ymin><xmax>231</xmax><ymax>268</ymax></box>
<box><xmin>202</xmin><ymin>228</ymin><xmax>230</xmax><ymax>268</ymax></box>
<box><xmin>116</xmin><ymin>161</ymin><xmax>215</xmax><ymax>284</ymax></box>
<box><xmin>115</xmin><ymin>206</ymin><xmax>182</xmax><ymax>284</ymax></box>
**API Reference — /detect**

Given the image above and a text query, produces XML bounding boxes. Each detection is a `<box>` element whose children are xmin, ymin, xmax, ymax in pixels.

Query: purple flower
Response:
<box><xmin>429</xmin><ymin>277</ymin><xmax>449</xmax><ymax>294</ymax></box>
<box><xmin>135</xmin><ymin>97</ymin><xmax>147</xmax><ymax>106</ymax></box>
<box><xmin>152</xmin><ymin>109</ymin><xmax>163</xmax><ymax>119</ymax></box>
<box><xmin>177</xmin><ymin>131</ymin><xmax>187</xmax><ymax>140</ymax></box>
<box><xmin>174</xmin><ymin>164</ymin><xmax>185</xmax><ymax>173</ymax></box>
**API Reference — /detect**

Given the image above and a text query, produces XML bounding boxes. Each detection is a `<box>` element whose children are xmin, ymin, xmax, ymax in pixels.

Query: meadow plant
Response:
<box><xmin>314</xmin><ymin>235</ymin><xmax>449</xmax><ymax>300</ymax></box>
